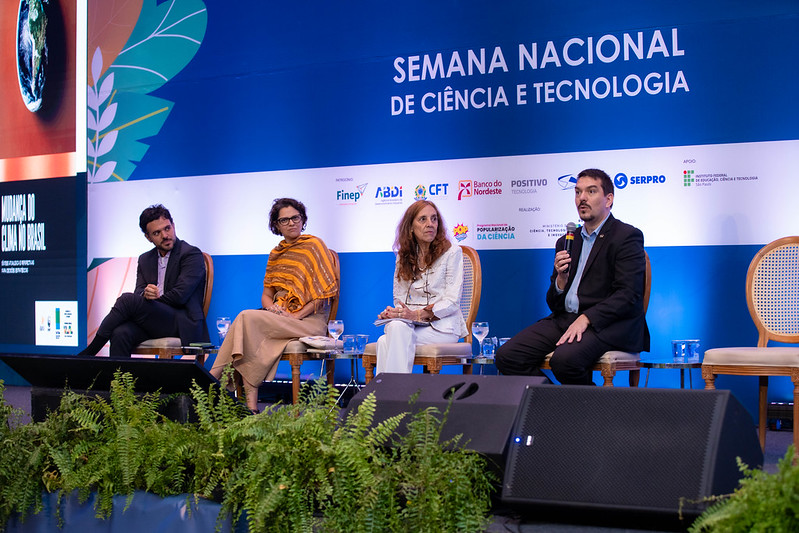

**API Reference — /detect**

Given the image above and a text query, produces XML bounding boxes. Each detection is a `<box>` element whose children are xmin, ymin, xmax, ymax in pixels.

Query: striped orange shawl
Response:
<box><xmin>264</xmin><ymin>234</ymin><xmax>338</xmax><ymax>312</ymax></box>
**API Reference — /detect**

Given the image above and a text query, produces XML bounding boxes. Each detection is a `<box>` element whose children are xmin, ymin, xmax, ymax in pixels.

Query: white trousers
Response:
<box><xmin>375</xmin><ymin>320</ymin><xmax>460</xmax><ymax>374</ymax></box>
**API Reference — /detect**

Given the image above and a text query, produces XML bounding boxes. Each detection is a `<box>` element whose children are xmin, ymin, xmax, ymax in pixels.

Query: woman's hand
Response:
<box><xmin>265</xmin><ymin>304</ymin><xmax>288</xmax><ymax>316</ymax></box>
<box><xmin>378</xmin><ymin>306</ymin><xmax>399</xmax><ymax>320</ymax></box>
<box><xmin>379</xmin><ymin>303</ymin><xmax>429</xmax><ymax>321</ymax></box>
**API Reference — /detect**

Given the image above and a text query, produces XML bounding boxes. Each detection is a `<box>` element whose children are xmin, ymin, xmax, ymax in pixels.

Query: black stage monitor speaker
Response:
<box><xmin>344</xmin><ymin>373</ymin><xmax>547</xmax><ymax>470</ymax></box>
<box><xmin>501</xmin><ymin>385</ymin><xmax>763</xmax><ymax>523</ymax></box>
<box><xmin>0</xmin><ymin>354</ymin><xmax>219</xmax><ymax>422</ymax></box>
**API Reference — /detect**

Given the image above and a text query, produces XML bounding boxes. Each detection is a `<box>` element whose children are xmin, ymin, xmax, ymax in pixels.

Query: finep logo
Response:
<box><xmin>614</xmin><ymin>172</ymin><xmax>666</xmax><ymax>189</ymax></box>
<box><xmin>336</xmin><ymin>183</ymin><xmax>367</xmax><ymax>204</ymax></box>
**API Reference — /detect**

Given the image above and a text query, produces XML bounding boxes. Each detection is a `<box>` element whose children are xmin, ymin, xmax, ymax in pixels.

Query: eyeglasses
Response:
<box><xmin>277</xmin><ymin>215</ymin><xmax>303</xmax><ymax>226</ymax></box>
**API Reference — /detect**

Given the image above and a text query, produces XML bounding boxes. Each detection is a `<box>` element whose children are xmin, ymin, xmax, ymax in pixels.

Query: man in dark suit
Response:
<box><xmin>79</xmin><ymin>205</ymin><xmax>209</xmax><ymax>358</ymax></box>
<box><xmin>496</xmin><ymin>169</ymin><xmax>649</xmax><ymax>384</ymax></box>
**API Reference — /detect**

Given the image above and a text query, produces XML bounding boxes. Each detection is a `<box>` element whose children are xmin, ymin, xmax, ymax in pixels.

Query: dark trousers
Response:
<box><xmin>495</xmin><ymin>313</ymin><xmax>613</xmax><ymax>385</ymax></box>
<box><xmin>97</xmin><ymin>293</ymin><xmax>181</xmax><ymax>358</ymax></box>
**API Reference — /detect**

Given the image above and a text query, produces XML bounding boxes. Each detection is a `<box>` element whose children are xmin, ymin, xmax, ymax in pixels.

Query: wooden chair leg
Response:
<box><xmin>427</xmin><ymin>360</ymin><xmax>442</xmax><ymax>374</ymax></box>
<box><xmin>792</xmin><ymin>371</ymin><xmax>799</xmax><ymax>458</ymax></box>
<box><xmin>600</xmin><ymin>364</ymin><xmax>615</xmax><ymax>387</ymax></box>
<box><xmin>462</xmin><ymin>363</ymin><xmax>473</xmax><ymax>375</ymax></box>
<box><xmin>363</xmin><ymin>359</ymin><xmax>375</xmax><ymax>384</ymax></box>
<box><xmin>701</xmin><ymin>367</ymin><xmax>716</xmax><ymax>389</ymax></box>
<box><xmin>291</xmin><ymin>361</ymin><xmax>302</xmax><ymax>404</ymax></box>
<box><xmin>629</xmin><ymin>369</ymin><xmax>640</xmax><ymax>387</ymax></box>
<box><xmin>759</xmin><ymin>376</ymin><xmax>768</xmax><ymax>451</ymax></box>
<box><xmin>326</xmin><ymin>359</ymin><xmax>336</xmax><ymax>388</ymax></box>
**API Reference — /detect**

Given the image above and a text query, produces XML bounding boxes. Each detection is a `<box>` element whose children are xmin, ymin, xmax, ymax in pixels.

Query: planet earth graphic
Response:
<box><xmin>16</xmin><ymin>0</ymin><xmax>49</xmax><ymax>112</ymax></box>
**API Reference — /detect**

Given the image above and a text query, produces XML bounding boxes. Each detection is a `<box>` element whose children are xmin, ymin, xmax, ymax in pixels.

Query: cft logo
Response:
<box><xmin>614</xmin><ymin>172</ymin><xmax>666</xmax><ymax>189</ymax></box>
<box><xmin>414</xmin><ymin>183</ymin><xmax>450</xmax><ymax>201</ymax></box>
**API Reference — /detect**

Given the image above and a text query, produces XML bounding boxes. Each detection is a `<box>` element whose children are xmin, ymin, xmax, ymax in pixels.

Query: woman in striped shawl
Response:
<box><xmin>211</xmin><ymin>198</ymin><xmax>338</xmax><ymax>411</ymax></box>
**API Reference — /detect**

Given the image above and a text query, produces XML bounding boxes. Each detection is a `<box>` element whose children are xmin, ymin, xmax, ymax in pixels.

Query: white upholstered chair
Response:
<box><xmin>702</xmin><ymin>236</ymin><xmax>799</xmax><ymax>452</ymax></box>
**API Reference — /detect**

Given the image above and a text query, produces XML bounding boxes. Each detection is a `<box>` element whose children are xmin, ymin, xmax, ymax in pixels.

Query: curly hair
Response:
<box><xmin>268</xmin><ymin>198</ymin><xmax>308</xmax><ymax>236</ymax></box>
<box><xmin>394</xmin><ymin>200</ymin><xmax>451</xmax><ymax>282</ymax></box>
<box><xmin>139</xmin><ymin>204</ymin><xmax>173</xmax><ymax>233</ymax></box>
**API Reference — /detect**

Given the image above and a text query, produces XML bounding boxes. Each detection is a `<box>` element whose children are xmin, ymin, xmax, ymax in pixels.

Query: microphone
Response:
<box><xmin>564</xmin><ymin>222</ymin><xmax>577</xmax><ymax>273</ymax></box>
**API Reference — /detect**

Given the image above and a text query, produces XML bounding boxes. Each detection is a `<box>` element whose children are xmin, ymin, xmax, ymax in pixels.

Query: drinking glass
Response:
<box><xmin>472</xmin><ymin>321</ymin><xmax>489</xmax><ymax>356</ymax></box>
<box><xmin>482</xmin><ymin>337</ymin><xmax>497</xmax><ymax>357</ymax></box>
<box><xmin>356</xmin><ymin>334</ymin><xmax>369</xmax><ymax>353</ymax></box>
<box><xmin>342</xmin><ymin>335</ymin><xmax>356</xmax><ymax>354</ymax></box>
<box><xmin>216</xmin><ymin>317</ymin><xmax>231</xmax><ymax>345</ymax></box>
<box><xmin>328</xmin><ymin>320</ymin><xmax>344</xmax><ymax>344</ymax></box>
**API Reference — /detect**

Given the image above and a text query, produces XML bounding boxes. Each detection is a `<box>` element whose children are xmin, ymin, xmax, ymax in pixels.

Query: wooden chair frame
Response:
<box><xmin>540</xmin><ymin>250</ymin><xmax>651</xmax><ymax>386</ymax></box>
<box><xmin>362</xmin><ymin>245</ymin><xmax>482</xmax><ymax>383</ymax></box>
<box><xmin>702</xmin><ymin>236</ymin><xmax>799</xmax><ymax>451</ymax></box>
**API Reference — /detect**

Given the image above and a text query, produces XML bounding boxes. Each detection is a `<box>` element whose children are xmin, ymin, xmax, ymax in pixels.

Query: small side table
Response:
<box><xmin>465</xmin><ymin>355</ymin><xmax>496</xmax><ymax>374</ymax></box>
<box><xmin>640</xmin><ymin>358</ymin><xmax>703</xmax><ymax>389</ymax></box>
<box><xmin>310</xmin><ymin>350</ymin><xmax>364</xmax><ymax>404</ymax></box>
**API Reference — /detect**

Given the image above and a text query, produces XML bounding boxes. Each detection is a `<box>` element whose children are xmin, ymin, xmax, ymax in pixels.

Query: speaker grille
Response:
<box><xmin>503</xmin><ymin>386</ymin><xmax>724</xmax><ymax>513</ymax></box>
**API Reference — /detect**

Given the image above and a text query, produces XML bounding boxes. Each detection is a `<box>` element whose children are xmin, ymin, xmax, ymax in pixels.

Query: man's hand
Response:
<box><xmin>554</xmin><ymin>250</ymin><xmax>571</xmax><ymax>290</ymax></box>
<box><xmin>557</xmin><ymin>314</ymin><xmax>590</xmax><ymax>345</ymax></box>
<box><xmin>143</xmin><ymin>284</ymin><xmax>160</xmax><ymax>300</ymax></box>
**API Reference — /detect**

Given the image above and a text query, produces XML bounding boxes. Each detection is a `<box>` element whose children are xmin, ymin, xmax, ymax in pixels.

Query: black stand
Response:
<box><xmin>0</xmin><ymin>354</ymin><xmax>220</xmax><ymax>423</ymax></box>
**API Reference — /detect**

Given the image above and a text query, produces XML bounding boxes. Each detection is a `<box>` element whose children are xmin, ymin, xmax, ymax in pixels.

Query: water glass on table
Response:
<box><xmin>672</xmin><ymin>339</ymin><xmax>701</xmax><ymax>362</ymax></box>
<box><xmin>482</xmin><ymin>337</ymin><xmax>497</xmax><ymax>357</ymax></box>
<box><xmin>355</xmin><ymin>334</ymin><xmax>369</xmax><ymax>353</ymax></box>
<box><xmin>342</xmin><ymin>335</ymin><xmax>356</xmax><ymax>354</ymax></box>
<box><xmin>328</xmin><ymin>320</ymin><xmax>344</xmax><ymax>350</ymax></box>
<box><xmin>216</xmin><ymin>317</ymin><xmax>231</xmax><ymax>345</ymax></box>
<box><xmin>471</xmin><ymin>321</ymin><xmax>489</xmax><ymax>356</ymax></box>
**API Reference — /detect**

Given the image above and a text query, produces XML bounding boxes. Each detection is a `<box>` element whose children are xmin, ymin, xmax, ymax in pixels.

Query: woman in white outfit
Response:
<box><xmin>375</xmin><ymin>200</ymin><xmax>468</xmax><ymax>374</ymax></box>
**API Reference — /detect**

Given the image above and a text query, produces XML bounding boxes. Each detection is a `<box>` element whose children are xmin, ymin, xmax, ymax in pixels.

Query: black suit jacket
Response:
<box><xmin>546</xmin><ymin>214</ymin><xmax>650</xmax><ymax>353</ymax></box>
<box><xmin>134</xmin><ymin>238</ymin><xmax>210</xmax><ymax>344</ymax></box>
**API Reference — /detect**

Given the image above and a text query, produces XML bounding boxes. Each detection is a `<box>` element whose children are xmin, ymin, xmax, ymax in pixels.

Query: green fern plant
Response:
<box><xmin>0</xmin><ymin>372</ymin><xmax>495</xmax><ymax>533</ymax></box>
<box><xmin>688</xmin><ymin>447</ymin><xmax>799</xmax><ymax>532</ymax></box>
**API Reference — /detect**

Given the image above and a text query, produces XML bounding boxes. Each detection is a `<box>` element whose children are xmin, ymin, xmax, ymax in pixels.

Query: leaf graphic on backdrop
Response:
<box><xmin>111</xmin><ymin>0</ymin><xmax>208</xmax><ymax>93</ymax></box>
<box><xmin>87</xmin><ymin>0</ymin><xmax>207</xmax><ymax>182</ymax></box>
<box><xmin>87</xmin><ymin>0</ymin><xmax>143</xmax><ymax>85</ymax></box>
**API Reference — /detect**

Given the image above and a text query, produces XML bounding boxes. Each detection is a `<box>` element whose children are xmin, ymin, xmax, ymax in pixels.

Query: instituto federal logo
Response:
<box><xmin>683</xmin><ymin>170</ymin><xmax>695</xmax><ymax>187</ymax></box>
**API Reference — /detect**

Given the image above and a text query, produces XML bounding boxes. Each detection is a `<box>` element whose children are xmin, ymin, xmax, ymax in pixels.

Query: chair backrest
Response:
<box><xmin>745</xmin><ymin>236</ymin><xmax>799</xmax><ymax>346</ymax></box>
<box><xmin>460</xmin><ymin>246</ymin><xmax>482</xmax><ymax>344</ymax></box>
<box><xmin>202</xmin><ymin>252</ymin><xmax>214</xmax><ymax>317</ymax></box>
<box><xmin>327</xmin><ymin>250</ymin><xmax>341</xmax><ymax>321</ymax></box>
